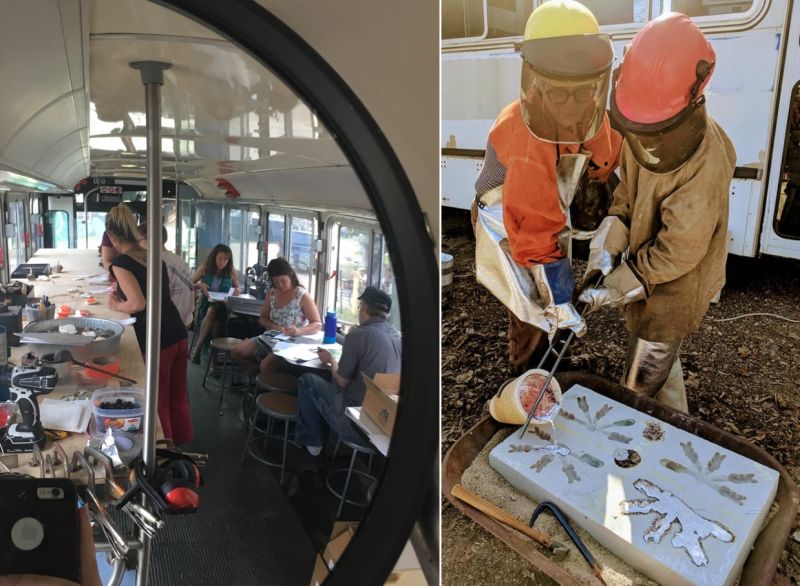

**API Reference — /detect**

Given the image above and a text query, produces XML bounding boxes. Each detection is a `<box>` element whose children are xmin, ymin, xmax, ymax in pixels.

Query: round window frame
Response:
<box><xmin>156</xmin><ymin>1</ymin><xmax>439</xmax><ymax>584</ymax></box>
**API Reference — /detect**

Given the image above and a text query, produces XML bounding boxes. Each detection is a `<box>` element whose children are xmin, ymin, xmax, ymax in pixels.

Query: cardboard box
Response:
<box><xmin>322</xmin><ymin>522</ymin><xmax>359</xmax><ymax>570</ymax></box>
<box><xmin>361</xmin><ymin>372</ymin><xmax>401</xmax><ymax>436</ymax></box>
<box><xmin>309</xmin><ymin>554</ymin><xmax>328</xmax><ymax>586</ymax></box>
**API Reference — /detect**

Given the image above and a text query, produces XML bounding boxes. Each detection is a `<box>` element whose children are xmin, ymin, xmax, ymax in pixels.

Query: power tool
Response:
<box><xmin>0</xmin><ymin>364</ymin><xmax>58</xmax><ymax>452</ymax></box>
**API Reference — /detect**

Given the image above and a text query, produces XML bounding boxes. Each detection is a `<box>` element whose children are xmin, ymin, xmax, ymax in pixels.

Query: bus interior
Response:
<box><xmin>0</xmin><ymin>1</ymin><xmax>438</xmax><ymax>584</ymax></box>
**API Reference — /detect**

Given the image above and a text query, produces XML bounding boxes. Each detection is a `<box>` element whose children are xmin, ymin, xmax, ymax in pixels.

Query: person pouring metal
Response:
<box><xmin>473</xmin><ymin>0</ymin><xmax>622</xmax><ymax>372</ymax></box>
<box><xmin>579</xmin><ymin>13</ymin><xmax>737</xmax><ymax>413</ymax></box>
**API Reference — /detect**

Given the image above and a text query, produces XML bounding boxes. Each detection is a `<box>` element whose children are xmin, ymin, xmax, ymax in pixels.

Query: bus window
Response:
<box><xmin>49</xmin><ymin>210</ymin><xmax>70</xmax><ymax>249</ymax></box>
<box><xmin>774</xmin><ymin>82</ymin><xmax>800</xmax><ymax>239</ymax></box>
<box><xmin>335</xmin><ymin>224</ymin><xmax>371</xmax><ymax>325</ymax></box>
<box><xmin>371</xmin><ymin>234</ymin><xmax>402</xmax><ymax>331</ymax></box>
<box><xmin>652</xmin><ymin>0</ymin><xmax>754</xmax><ymax>18</ymax></box>
<box><xmin>267</xmin><ymin>213</ymin><xmax>286</xmax><ymax>262</ymax></box>
<box><xmin>81</xmin><ymin>212</ymin><xmax>107</xmax><ymax>249</ymax></box>
<box><xmin>577</xmin><ymin>0</ymin><xmax>647</xmax><ymax>25</ymax></box>
<box><xmin>227</xmin><ymin>207</ymin><xmax>245</xmax><ymax>276</ymax></box>
<box><xmin>195</xmin><ymin>201</ymin><xmax>224</xmax><ymax>267</ymax></box>
<box><xmin>179</xmin><ymin>198</ymin><xmax>195</xmax><ymax>268</ymax></box>
<box><xmin>289</xmin><ymin>216</ymin><xmax>316</xmax><ymax>296</ymax></box>
<box><xmin>442</xmin><ymin>0</ymin><xmax>486</xmax><ymax>40</ymax></box>
<box><xmin>162</xmin><ymin>201</ymin><xmax>177</xmax><ymax>253</ymax></box>
<box><xmin>246</xmin><ymin>210</ymin><xmax>261</xmax><ymax>269</ymax></box>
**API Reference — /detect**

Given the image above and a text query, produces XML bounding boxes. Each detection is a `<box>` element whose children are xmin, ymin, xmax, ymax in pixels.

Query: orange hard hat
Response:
<box><xmin>612</xmin><ymin>12</ymin><xmax>715</xmax><ymax>125</ymax></box>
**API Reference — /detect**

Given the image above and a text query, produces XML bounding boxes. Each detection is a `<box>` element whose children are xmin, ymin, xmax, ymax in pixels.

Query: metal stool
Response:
<box><xmin>202</xmin><ymin>337</ymin><xmax>245</xmax><ymax>401</ymax></box>
<box><xmin>243</xmin><ymin>371</ymin><xmax>299</xmax><ymax>421</ymax></box>
<box><xmin>326</xmin><ymin>436</ymin><xmax>379</xmax><ymax>518</ymax></box>
<box><xmin>241</xmin><ymin>392</ymin><xmax>298</xmax><ymax>485</ymax></box>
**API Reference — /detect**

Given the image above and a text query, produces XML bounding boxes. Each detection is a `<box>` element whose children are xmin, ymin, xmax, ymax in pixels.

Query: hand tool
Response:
<box><xmin>52</xmin><ymin>443</ymin><xmax>70</xmax><ymax>478</ymax></box>
<box><xmin>53</xmin><ymin>350</ymin><xmax>137</xmax><ymax>384</ymax></box>
<box><xmin>44</xmin><ymin>453</ymin><xmax>54</xmax><ymax>477</ymax></box>
<box><xmin>84</xmin><ymin>447</ymin><xmax>164</xmax><ymax>537</ymax></box>
<box><xmin>451</xmin><ymin>483</ymin><xmax>568</xmax><ymax>558</ymax></box>
<box><xmin>530</xmin><ymin>501</ymin><xmax>607</xmax><ymax>586</ymax></box>
<box><xmin>518</xmin><ymin>275</ymin><xmax>604</xmax><ymax>439</ymax></box>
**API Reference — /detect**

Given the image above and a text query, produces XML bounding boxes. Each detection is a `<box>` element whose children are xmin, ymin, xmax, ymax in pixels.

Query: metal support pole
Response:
<box><xmin>130</xmin><ymin>59</ymin><xmax>171</xmax><ymax>586</ymax></box>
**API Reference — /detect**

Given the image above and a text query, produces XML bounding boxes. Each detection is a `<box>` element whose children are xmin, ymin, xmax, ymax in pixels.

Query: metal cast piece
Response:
<box><xmin>622</xmin><ymin>336</ymin><xmax>682</xmax><ymax>398</ymax></box>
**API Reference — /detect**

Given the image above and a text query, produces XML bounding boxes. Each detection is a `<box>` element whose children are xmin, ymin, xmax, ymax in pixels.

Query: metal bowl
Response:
<box><xmin>22</xmin><ymin>317</ymin><xmax>125</xmax><ymax>361</ymax></box>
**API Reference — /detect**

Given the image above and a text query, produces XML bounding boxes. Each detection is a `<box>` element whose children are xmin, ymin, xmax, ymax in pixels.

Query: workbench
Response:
<box><xmin>7</xmin><ymin>248</ymin><xmax>156</xmax><ymax>481</ymax></box>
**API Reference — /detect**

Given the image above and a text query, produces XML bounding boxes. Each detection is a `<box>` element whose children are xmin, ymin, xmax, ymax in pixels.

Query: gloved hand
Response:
<box><xmin>578</xmin><ymin>260</ymin><xmax>647</xmax><ymax>313</ymax></box>
<box><xmin>583</xmin><ymin>216</ymin><xmax>630</xmax><ymax>285</ymax></box>
<box><xmin>530</xmin><ymin>258</ymin><xmax>586</xmax><ymax>338</ymax></box>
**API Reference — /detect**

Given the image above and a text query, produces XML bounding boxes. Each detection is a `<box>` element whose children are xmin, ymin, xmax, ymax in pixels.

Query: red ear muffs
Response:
<box><xmin>168</xmin><ymin>459</ymin><xmax>203</xmax><ymax>487</ymax></box>
<box><xmin>160</xmin><ymin>479</ymin><xmax>200</xmax><ymax>510</ymax></box>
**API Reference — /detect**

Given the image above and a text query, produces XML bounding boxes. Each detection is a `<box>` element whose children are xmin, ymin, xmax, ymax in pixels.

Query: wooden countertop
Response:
<box><xmin>7</xmin><ymin>248</ymin><xmax>159</xmax><ymax>482</ymax></box>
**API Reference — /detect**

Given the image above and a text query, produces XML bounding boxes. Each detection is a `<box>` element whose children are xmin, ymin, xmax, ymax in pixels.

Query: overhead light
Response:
<box><xmin>0</xmin><ymin>170</ymin><xmax>57</xmax><ymax>192</ymax></box>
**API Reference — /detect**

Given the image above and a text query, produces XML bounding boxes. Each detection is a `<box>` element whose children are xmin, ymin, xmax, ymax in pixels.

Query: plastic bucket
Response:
<box><xmin>91</xmin><ymin>388</ymin><xmax>145</xmax><ymax>434</ymax></box>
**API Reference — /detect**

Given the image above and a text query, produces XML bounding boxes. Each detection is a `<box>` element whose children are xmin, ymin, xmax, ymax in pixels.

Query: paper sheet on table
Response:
<box><xmin>113</xmin><ymin>317</ymin><xmax>137</xmax><ymax>326</ymax></box>
<box><xmin>88</xmin><ymin>274</ymin><xmax>110</xmax><ymax>284</ymax></box>
<box><xmin>273</xmin><ymin>344</ymin><xmax>321</xmax><ymax>363</ymax></box>
<box><xmin>40</xmin><ymin>399</ymin><xmax>92</xmax><ymax>433</ymax></box>
<box><xmin>294</xmin><ymin>330</ymin><xmax>325</xmax><ymax>343</ymax></box>
<box><xmin>318</xmin><ymin>344</ymin><xmax>342</xmax><ymax>360</ymax></box>
<box><xmin>207</xmin><ymin>291</ymin><xmax>227</xmax><ymax>302</ymax></box>
<box><xmin>88</xmin><ymin>288</ymin><xmax>110</xmax><ymax>295</ymax></box>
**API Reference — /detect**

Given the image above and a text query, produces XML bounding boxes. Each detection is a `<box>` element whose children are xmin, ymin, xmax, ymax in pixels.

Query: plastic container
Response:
<box><xmin>323</xmin><ymin>310</ymin><xmax>337</xmax><ymax>344</ymax></box>
<box><xmin>91</xmin><ymin>388</ymin><xmax>145</xmax><ymax>434</ymax></box>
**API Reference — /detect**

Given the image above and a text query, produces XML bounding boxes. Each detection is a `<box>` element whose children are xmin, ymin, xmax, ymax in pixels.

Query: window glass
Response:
<box><xmin>228</xmin><ymin>207</ymin><xmax>245</xmax><ymax>276</ymax></box>
<box><xmin>487</xmin><ymin>0</ymin><xmax>534</xmax><ymax>38</ymax></box>
<box><xmin>247</xmin><ymin>210</ymin><xmax>261</xmax><ymax>269</ymax></box>
<box><xmin>267</xmin><ymin>213</ymin><xmax>286</xmax><ymax>262</ymax></box>
<box><xmin>180</xmin><ymin>199</ymin><xmax>195</xmax><ymax>268</ymax></box>
<box><xmin>194</xmin><ymin>202</ymin><xmax>224</xmax><ymax>270</ymax></box>
<box><xmin>49</xmin><ymin>210</ymin><xmax>70</xmax><ymax>249</ymax></box>
<box><xmin>289</xmin><ymin>216</ymin><xmax>315</xmax><ymax>294</ymax></box>
<box><xmin>442</xmin><ymin>0</ymin><xmax>485</xmax><ymax>39</ymax></box>
<box><xmin>774</xmin><ymin>82</ymin><xmax>800</xmax><ymax>239</ymax></box>
<box><xmin>162</xmin><ymin>201</ymin><xmax>177</xmax><ymax>253</ymax></box>
<box><xmin>79</xmin><ymin>211</ymin><xmax>107</xmax><ymax>249</ymax></box>
<box><xmin>335</xmin><ymin>225</ymin><xmax>371</xmax><ymax>326</ymax></box>
<box><xmin>652</xmin><ymin>0</ymin><xmax>753</xmax><ymax>18</ymax></box>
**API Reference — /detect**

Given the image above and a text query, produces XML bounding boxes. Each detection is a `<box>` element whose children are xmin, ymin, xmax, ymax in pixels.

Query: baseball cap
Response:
<box><xmin>358</xmin><ymin>286</ymin><xmax>392</xmax><ymax>312</ymax></box>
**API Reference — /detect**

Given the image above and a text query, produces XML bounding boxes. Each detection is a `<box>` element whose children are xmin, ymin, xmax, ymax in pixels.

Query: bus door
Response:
<box><xmin>760</xmin><ymin>4</ymin><xmax>800</xmax><ymax>259</ymax></box>
<box><xmin>5</xmin><ymin>193</ymin><xmax>29</xmax><ymax>274</ymax></box>
<box><xmin>47</xmin><ymin>195</ymin><xmax>75</xmax><ymax>248</ymax></box>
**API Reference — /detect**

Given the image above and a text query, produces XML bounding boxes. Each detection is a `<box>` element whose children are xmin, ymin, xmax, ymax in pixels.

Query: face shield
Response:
<box><xmin>517</xmin><ymin>34</ymin><xmax>613</xmax><ymax>144</ymax></box>
<box><xmin>612</xmin><ymin>95</ymin><xmax>708</xmax><ymax>175</ymax></box>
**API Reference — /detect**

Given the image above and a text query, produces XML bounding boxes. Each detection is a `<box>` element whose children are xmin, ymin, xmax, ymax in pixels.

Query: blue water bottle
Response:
<box><xmin>323</xmin><ymin>310</ymin><xmax>337</xmax><ymax>344</ymax></box>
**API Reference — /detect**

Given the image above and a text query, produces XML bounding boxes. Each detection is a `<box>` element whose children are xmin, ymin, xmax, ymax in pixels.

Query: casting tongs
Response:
<box><xmin>517</xmin><ymin>274</ymin><xmax>604</xmax><ymax>439</ymax></box>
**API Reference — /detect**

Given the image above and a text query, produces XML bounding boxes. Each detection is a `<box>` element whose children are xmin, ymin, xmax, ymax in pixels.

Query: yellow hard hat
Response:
<box><xmin>524</xmin><ymin>0</ymin><xmax>600</xmax><ymax>41</ymax></box>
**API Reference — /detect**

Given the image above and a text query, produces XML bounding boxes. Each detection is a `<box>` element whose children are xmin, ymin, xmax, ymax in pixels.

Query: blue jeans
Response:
<box><xmin>295</xmin><ymin>373</ymin><xmax>362</xmax><ymax>448</ymax></box>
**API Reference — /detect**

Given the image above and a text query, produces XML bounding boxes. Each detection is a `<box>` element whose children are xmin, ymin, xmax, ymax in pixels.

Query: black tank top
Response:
<box><xmin>111</xmin><ymin>253</ymin><xmax>188</xmax><ymax>354</ymax></box>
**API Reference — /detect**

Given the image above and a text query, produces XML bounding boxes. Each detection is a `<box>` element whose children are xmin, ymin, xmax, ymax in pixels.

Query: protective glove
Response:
<box><xmin>582</xmin><ymin>216</ymin><xmax>630</xmax><ymax>285</ymax></box>
<box><xmin>529</xmin><ymin>258</ymin><xmax>586</xmax><ymax>338</ymax></box>
<box><xmin>578</xmin><ymin>260</ymin><xmax>647</xmax><ymax>313</ymax></box>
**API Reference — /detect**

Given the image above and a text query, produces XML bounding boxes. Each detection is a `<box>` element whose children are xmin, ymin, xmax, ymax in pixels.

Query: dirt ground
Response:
<box><xmin>441</xmin><ymin>208</ymin><xmax>800</xmax><ymax>586</ymax></box>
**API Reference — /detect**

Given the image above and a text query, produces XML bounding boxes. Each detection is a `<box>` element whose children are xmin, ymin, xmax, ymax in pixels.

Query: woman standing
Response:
<box><xmin>105</xmin><ymin>205</ymin><xmax>192</xmax><ymax>445</ymax></box>
<box><xmin>190</xmin><ymin>244</ymin><xmax>240</xmax><ymax>364</ymax></box>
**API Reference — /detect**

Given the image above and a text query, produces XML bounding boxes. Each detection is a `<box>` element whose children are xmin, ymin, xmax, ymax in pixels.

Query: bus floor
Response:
<box><xmin>96</xmin><ymin>360</ymin><xmax>375</xmax><ymax>585</ymax></box>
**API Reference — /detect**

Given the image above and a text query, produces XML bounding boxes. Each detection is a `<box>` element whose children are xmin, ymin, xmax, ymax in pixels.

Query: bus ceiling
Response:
<box><xmin>0</xmin><ymin>0</ymin><xmax>373</xmax><ymax>212</ymax></box>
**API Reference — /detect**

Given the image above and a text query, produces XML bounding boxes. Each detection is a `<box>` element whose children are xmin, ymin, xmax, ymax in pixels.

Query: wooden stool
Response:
<box><xmin>326</xmin><ymin>436</ymin><xmax>379</xmax><ymax>518</ymax></box>
<box><xmin>241</xmin><ymin>392</ymin><xmax>299</xmax><ymax>485</ymax></box>
<box><xmin>243</xmin><ymin>371</ymin><xmax>299</xmax><ymax>422</ymax></box>
<box><xmin>203</xmin><ymin>337</ymin><xmax>245</xmax><ymax>402</ymax></box>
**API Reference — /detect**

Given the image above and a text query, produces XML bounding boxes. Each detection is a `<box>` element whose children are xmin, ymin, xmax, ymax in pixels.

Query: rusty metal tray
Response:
<box><xmin>443</xmin><ymin>372</ymin><xmax>799</xmax><ymax>586</ymax></box>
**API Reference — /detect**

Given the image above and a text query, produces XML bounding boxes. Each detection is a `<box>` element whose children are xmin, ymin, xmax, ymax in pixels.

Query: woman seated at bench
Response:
<box><xmin>232</xmin><ymin>258</ymin><xmax>321</xmax><ymax>376</ymax></box>
<box><xmin>190</xmin><ymin>244</ymin><xmax>240</xmax><ymax>364</ymax></box>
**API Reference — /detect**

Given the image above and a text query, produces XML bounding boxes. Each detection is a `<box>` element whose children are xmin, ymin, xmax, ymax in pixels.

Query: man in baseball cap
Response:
<box><xmin>358</xmin><ymin>286</ymin><xmax>392</xmax><ymax>314</ymax></box>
